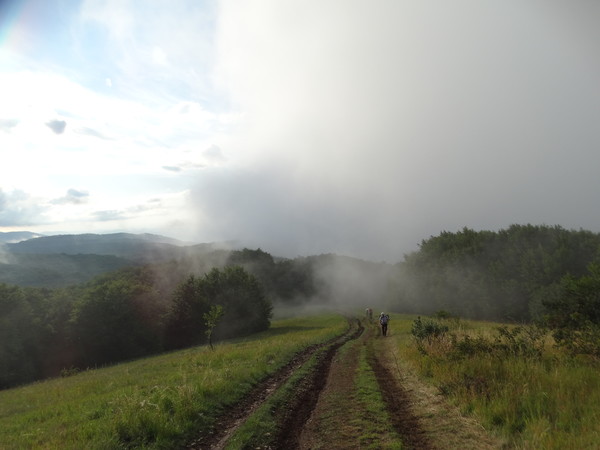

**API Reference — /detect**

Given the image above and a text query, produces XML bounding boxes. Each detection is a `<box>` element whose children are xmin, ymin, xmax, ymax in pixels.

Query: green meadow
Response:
<box><xmin>0</xmin><ymin>314</ymin><xmax>347</xmax><ymax>449</ymax></box>
<box><xmin>3</xmin><ymin>312</ymin><xmax>600</xmax><ymax>449</ymax></box>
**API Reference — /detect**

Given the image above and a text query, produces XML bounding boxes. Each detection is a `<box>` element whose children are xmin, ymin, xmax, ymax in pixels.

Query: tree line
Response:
<box><xmin>0</xmin><ymin>256</ymin><xmax>277</xmax><ymax>389</ymax></box>
<box><xmin>393</xmin><ymin>224</ymin><xmax>600</xmax><ymax>322</ymax></box>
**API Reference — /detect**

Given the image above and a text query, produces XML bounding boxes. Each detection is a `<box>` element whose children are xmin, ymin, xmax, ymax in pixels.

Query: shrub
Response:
<box><xmin>544</xmin><ymin>263</ymin><xmax>600</xmax><ymax>358</ymax></box>
<box><xmin>411</xmin><ymin>316</ymin><xmax>449</xmax><ymax>354</ymax></box>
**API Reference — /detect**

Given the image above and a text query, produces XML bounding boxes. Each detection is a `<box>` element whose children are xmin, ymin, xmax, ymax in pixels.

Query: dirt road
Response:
<box><xmin>188</xmin><ymin>317</ymin><xmax>503</xmax><ymax>449</ymax></box>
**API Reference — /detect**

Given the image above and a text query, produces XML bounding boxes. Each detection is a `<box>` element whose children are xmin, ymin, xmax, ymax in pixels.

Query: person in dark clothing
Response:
<box><xmin>379</xmin><ymin>312</ymin><xmax>389</xmax><ymax>336</ymax></box>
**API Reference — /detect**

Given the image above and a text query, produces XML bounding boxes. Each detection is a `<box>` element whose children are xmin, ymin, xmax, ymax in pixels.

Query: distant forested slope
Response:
<box><xmin>6</xmin><ymin>233</ymin><xmax>186</xmax><ymax>260</ymax></box>
<box><xmin>0</xmin><ymin>233</ymin><xmax>231</xmax><ymax>287</ymax></box>
<box><xmin>0</xmin><ymin>253</ymin><xmax>136</xmax><ymax>287</ymax></box>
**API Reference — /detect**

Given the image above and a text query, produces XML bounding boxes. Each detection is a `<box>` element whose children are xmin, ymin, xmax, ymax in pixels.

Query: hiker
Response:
<box><xmin>365</xmin><ymin>308</ymin><xmax>373</xmax><ymax>321</ymax></box>
<box><xmin>379</xmin><ymin>312</ymin><xmax>389</xmax><ymax>336</ymax></box>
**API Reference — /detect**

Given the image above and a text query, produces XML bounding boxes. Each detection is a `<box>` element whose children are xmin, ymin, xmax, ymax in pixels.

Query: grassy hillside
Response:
<box><xmin>2</xmin><ymin>312</ymin><xmax>599</xmax><ymax>449</ymax></box>
<box><xmin>0</xmin><ymin>314</ymin><xmax>347</xmax><ymax>449</ymax></box>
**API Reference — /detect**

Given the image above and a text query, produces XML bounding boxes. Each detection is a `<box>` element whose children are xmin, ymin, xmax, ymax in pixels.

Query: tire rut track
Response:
<box><xmin>272</xmin><ymin>319</ymin><xmax>364</xmax><ymax>448</ymax></box>
<box><xmin>186</xmin><ymin>318</ymin><xmax>362</xmax><ymax>449</ymax></box>
<box><xmin>368</xmin><ymin>339</ymin><xmax>434</xmax><ymax>450</ymax></box>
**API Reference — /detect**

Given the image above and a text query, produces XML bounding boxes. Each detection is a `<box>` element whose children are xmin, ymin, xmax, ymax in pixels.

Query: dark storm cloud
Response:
<box><xmin>195</xmin><ymin>0</ymin><xmax>600</xmax><ymax>261</ymax></box>
<box><xmin>46</xmin><ymin>119</ymin><xmax>67</xmax><ymax>134</ymax></box>
<box><xmin>190</xmin><ymin>161</ymin><xmax>396</xmax><ymax>260</ymax></box>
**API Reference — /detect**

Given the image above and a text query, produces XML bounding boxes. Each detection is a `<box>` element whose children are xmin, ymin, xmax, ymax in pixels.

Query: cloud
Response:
<box><xmin>92</xmin><ymin>210</ymin><xmax>126</xmax><ymax>221</ymax></box>
<box><xmin>79</xmin><ymin>0</ymin><xmax>219</xmax><ymax>104</ymax></box>
<box><xmin>162</xmin><ymin>161</ymin><xmax>207</xmax><ymax>173</ymax></box>
<box><xmin>3</xmin><ymin>1</ymin><xmax>600</xmax><ymax>262</ymax></box>
<box><xmin>91</xmin><ymin>199</ymin><xmax>165</xmax><ymax>223</ymax></box>
<box><xmin>0</xmin><ymin>119</ymin><xmax>19</xmax><ymax>132</ymax></box>
<box><xmin>75</xmin><ymin>127</ymin><xmax>112</xmax><ymax>140</ymax></box>
<box><xmin>202</xmin><ymin>144</ymin><xmax>226</xmax><ymax>163</ymax></box>
<box><xmin>183</xmin><ymin>0</ymin><xmax>600</xmax><ymax>261</ymax></box>
<box><xmin>45</xmin><ymin>119</ymin><xmax>67</xmax><ymax>134</ymax></box>
<box><xmin>51</xmin><ymin>189</ymin><xmax>90</xmax><ymax>205</ymax></box>
<box><xmin>0</xmin><ymin>189</ymin><xmax>48</xmax><ymax>226</ymax></box>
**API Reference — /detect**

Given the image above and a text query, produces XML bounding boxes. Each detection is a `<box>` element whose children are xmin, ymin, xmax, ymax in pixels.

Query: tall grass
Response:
<box><xmin>392</xmin><ymin>314</ymin><xmax>600</xmax><ymax>448</ymax></box>
<box><xmin>0</xmin><ymin>314</ymin><xmax>347</xmax><ymax>449</ymax></box>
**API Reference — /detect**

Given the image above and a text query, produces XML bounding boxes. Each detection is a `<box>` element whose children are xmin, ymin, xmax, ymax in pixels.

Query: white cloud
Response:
<box><xmin>0</xmin><ymin>189</ymin><xmax>50</xmax><ymax>226</ymax></box>
<box><xmin>152</xmin><ymin>46</ymin><xmax>168</xmax><ymax>66</ymax></box>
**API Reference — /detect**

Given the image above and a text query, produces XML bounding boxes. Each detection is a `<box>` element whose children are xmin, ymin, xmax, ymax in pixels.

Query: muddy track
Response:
<box><xmin>272</xmin><ymin>319</ymin><xmax>364</xmax><ymax>448</ymax></box>
<box><xmin>368</xmin><ymin>343</ymin><xmax>434</xmax><ymax>449</ymax></box>
<box><xmin>186</xmin><ymin>319</ymin><xmax>362</xmax><ymax>449</ymax></box>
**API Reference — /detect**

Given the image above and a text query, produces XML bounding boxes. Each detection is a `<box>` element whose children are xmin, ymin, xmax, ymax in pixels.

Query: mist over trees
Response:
<box><xmin>0</xmin><ymin>245</ymin><xmax>392</xmax><ymax>389</ymax></box>
<box><xmin>3</xmin><ymin>224</ymin><xmax>600</xmax><ymax>389</ymax></box>
<box><xmin>393</xmin><ymin>224</ymin><xmax>600</xmax><ymax>322</ymax></box>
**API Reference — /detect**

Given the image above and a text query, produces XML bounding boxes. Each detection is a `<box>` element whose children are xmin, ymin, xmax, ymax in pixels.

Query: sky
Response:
<box><xmin>1</xmin><ymin>0</ymin><xmax>600</xmax><ymax>262</ymax></box>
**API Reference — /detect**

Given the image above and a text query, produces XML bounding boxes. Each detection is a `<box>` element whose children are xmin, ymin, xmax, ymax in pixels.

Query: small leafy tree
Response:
<box><xmin>165</xmin><ymin>266</ymin><xmax>272</xmax><ymax>349</ymax></box>
<box><xmin>203</xmin><ymin>304</ymin><xmax>224</xmax><ymax>350</ymax></box>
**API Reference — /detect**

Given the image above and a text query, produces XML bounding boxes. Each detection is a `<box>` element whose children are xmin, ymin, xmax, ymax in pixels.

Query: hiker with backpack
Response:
<box><xmin>379</xmin><ymin>312</ymin><xmax>390</xmax><ymax>336</ymax></box>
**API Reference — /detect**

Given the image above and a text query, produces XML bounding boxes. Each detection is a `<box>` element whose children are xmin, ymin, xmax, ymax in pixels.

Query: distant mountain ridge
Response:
<box><xmin>0</xmin><ymin>232</ymin><xmax>238</xmax><ymax>287</ymax></box>
<box><xmin>5</xmin><ymin>232</ymin><xmax>195</xmax><ymax>261</ymax></box>
<box><xmin>0</xmin><ymin>231</ymin><xmax>44</xmax><ymax>244</ymax></box>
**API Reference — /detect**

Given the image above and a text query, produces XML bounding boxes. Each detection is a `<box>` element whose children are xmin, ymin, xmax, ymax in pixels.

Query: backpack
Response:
<box><xmin>380</xmin><ymin>314</ymin><xmax>389</xmax><ymax>325</ymax></box>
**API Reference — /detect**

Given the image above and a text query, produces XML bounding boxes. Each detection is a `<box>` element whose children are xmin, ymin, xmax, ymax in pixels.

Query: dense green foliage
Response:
<box><xmin>0</xmin><ymin>264</ymin><xmax>272</xmax><ymax>389</ymax></box>
<box><xmin>543</xmin><ymin>263</ymin><xmax>600</xmax><ymax>357</ymax></box>
<box><xmin>165</xmin><ymin>266</ymin><xmax>272</xmax><ymax>349</ymax></box>
<box><xmin>395</xmin><ymin>224</ymin><xmax>600</xmax><ymax>322</ymax></box>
